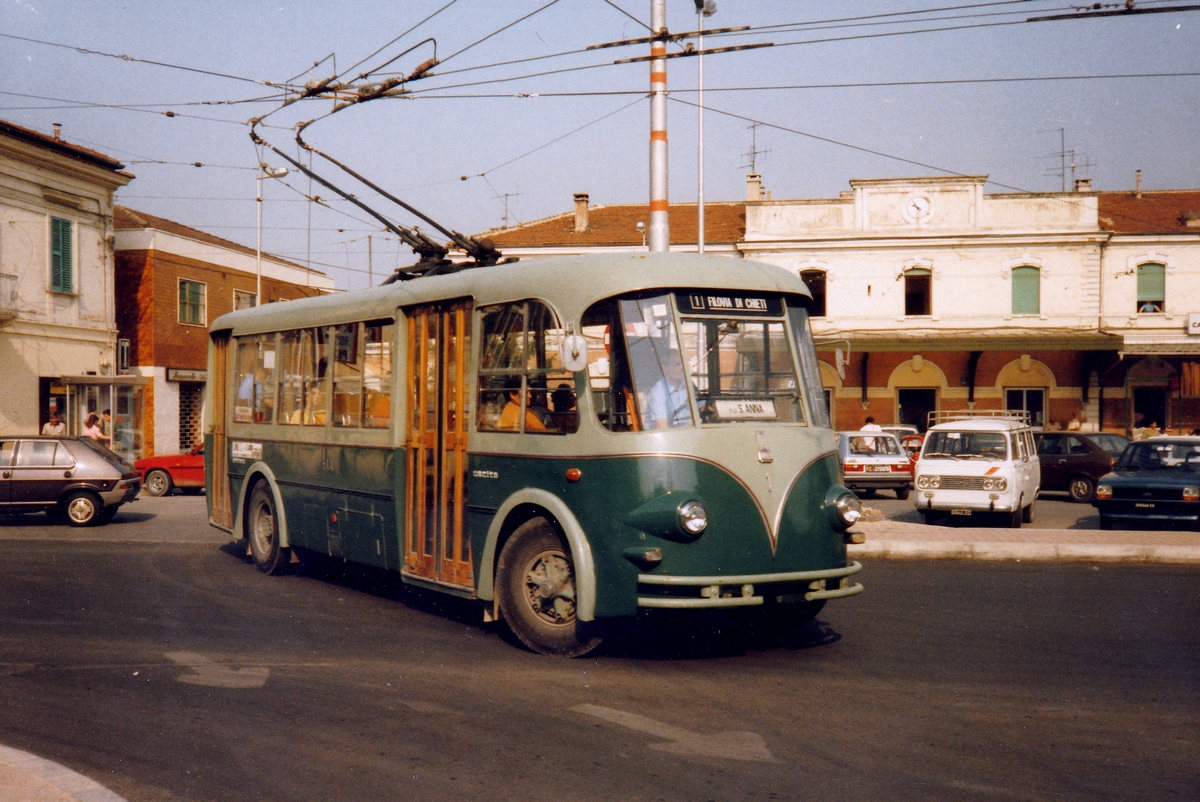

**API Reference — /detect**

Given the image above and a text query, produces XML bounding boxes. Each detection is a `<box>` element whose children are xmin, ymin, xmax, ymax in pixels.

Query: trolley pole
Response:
<box><xmin>648</xmin><ymin>0</ymin><xmax>669</xmax><ymax>253</ymax></box>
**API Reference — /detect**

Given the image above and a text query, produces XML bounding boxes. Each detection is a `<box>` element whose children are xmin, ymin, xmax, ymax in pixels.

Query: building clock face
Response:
<box><xmin>904</xmin><ymin>195</ymin><xmax>933</xmax><ymax>223</ymax></box>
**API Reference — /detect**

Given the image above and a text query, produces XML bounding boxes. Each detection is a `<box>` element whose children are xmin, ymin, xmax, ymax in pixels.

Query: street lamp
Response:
<box><xmin>637</xmin><ymin>221</ymin><xmax>646</xmax><ymax>250</ymax></box>
<box><xmin>256</xmin><ymin>164</ymin><xmax>289</xmax><ymax>305</ymax></box>
<box><xmin>695</xmin><ymin>0</ymin><xmax>716</xmax><ymax>254</ymax></box>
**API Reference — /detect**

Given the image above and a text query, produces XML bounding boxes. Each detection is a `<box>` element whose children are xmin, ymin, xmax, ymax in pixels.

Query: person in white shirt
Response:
<box><xmin>646</xmin><ymin>358</ymin><xmax>694</xmax><ymax>429</ymax></box>
<box><xmin>41</xmin><ymin>412</ymin><xmax>66</xmax><ymax>435</ymax></box>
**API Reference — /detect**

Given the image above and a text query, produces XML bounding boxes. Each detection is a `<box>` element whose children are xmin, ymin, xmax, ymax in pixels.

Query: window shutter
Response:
<box><xmin>50</xmin><ymin>217</ymin><xmax>72</xmax><ymax>292</ymax></box>
<box><xmin>1011</xmin><ymin>267</ymin><xmax>1040</xmax><ymax>315</ymax></box>
<box><xmin>1136</xmin><ymin>263</ymin><xmax>1165</xmax><ymax>301</ymax></box>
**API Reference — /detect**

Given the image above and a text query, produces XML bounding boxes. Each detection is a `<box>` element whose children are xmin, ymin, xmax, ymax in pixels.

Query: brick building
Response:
<box><xmin>114</xmin><ymin>206</ymin><xmax>335</xmax><ymax>456</ymax></box>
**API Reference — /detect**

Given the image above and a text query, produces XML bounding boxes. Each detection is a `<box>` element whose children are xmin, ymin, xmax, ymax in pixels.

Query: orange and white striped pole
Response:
<box><xmin>648</xmin><ymin>0</ymin><xmax>669</xmax><ymax>252</ymax></box>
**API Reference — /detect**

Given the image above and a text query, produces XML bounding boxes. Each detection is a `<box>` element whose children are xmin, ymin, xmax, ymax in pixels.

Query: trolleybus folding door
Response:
<box><xmin>404</xmin><ymin>301</ymin><xmax>473</xmax><ymax>587</ymax></box>
<box><xmin>209</xmin><ymin>331</ymin><xmax>234</xmax><ymax>529</ymax></box>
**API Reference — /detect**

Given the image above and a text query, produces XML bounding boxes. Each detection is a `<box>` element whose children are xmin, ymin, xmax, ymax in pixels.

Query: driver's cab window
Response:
<box><xmin>476</xmin><ymin>300</ymin><xmax>577</xmax><ymax>434</ymax></box>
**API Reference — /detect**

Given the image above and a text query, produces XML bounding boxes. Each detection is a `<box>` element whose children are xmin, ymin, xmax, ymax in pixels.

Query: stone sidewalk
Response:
<box><xmin>849</xmin><ymin>518</ymin><xmax>1200</xmax><ymax>563</ymax></box>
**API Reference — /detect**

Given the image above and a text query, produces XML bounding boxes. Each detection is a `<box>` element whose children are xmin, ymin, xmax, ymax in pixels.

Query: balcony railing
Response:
<box><xmin>0</xmin><ymin>273</ymin><xmax>17</xmax><ymax>322</ymax></box>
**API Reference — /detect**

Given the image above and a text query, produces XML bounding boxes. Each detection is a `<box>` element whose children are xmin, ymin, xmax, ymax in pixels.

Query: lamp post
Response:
<box><xmin>256</xmin><ymin>164</ymin><xmax>288</xmax><ymax>305</ymax></box>
<box><xmin>695</xmin><ymin>0</ymin><xmax>716</xmax><ymax>254</ymax></box>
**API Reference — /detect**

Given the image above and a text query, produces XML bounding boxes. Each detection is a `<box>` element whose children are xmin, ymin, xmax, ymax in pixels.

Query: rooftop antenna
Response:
<box><xmin>500</xmin><ymin>190</ymin><xmax>522</xmax><ymax>229</ymax></box>
<box><xmin>740</xmin><ymin>122</ymin><xmax>770</xmax><ymax>173</ymax></box>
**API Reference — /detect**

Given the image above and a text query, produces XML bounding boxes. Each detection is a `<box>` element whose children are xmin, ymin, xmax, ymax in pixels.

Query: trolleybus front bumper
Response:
<box><xmin>636</xmin><ymin>561</ymin><xmax>863</xmax><ymax>609</ymax></box>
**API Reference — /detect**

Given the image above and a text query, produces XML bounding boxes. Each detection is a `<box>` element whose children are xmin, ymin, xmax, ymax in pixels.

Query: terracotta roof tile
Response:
<box><xmin>481</xmin><ymin>201</ymin><xmax>745</xmax><ymax>247</ymax></box>
<box><xmin>114</xmin><ymin>205</ymin><xmax>326</xmax><ymax>276</ymax></box>
<box><xmin>0</xmin><ymin>118</ymin><xmax>127</xmax><ymax>171</ymax></box>
<box><xmin>1098</xmin><ymin>191</ymin><xmax>1200</xmax><ymax>234</ymax></box>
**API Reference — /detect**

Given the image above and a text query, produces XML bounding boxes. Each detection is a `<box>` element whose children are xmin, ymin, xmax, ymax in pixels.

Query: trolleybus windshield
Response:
<box><xmin>582</xmin><ymin>290</ymin><xmax>818</xmax><ymax>431</ymax></box>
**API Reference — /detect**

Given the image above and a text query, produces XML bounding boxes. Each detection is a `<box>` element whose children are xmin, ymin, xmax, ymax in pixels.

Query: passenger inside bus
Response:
<box><xmin>498</xmin><ymin>377</ymin><xmax>547</xmax><ymax>432</ymax></box>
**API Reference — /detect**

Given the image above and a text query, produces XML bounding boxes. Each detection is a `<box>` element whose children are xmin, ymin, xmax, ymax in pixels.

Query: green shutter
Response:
<box><xmin>1011</xmin><ymin>266</ymin><xmax>1040</xmax><ymax>315</ymax></box>
<box><xmin>50</xmin><ymin>217</ymin><xmax>72</xmax><ymax>292</ymax></box>
<box><xmin>1137</xmin><ymin>263</ymin><xmax>1165</xmax><ymax>301</ymax></box>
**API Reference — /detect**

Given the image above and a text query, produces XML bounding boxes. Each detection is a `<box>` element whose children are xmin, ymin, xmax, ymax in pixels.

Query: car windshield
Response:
<box><xmin>923</xmin><ymin>430</ymin><xmax>1009</xmax><ymax>460</ymax></box>
<box><xmin>845</xmin><ymin>435</ymin><xmax>902</xmax><ymax>456</ymax></box>
<box><xmin>1090</xmin><ymin>433</ymin><xmax>1130</xmax><ymax>458</ymax></box>
<box><xmin>1115</xmin><ymin>440</ymin><xmax>1200</xmax><ymax>471</ymax></box>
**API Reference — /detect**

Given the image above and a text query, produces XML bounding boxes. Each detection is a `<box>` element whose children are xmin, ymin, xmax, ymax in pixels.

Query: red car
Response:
<box><xmin>134</xmin><ymin>443</ymin><xmax>205</xmax><ymax>496</ymax></box>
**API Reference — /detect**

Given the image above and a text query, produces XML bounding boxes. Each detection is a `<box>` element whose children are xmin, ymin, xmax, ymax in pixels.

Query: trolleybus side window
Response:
<box><xmin>277</xmin><ymin>327</ymin><xmax>327</xmax><ymax>426</ymax></box>
<box><xmin>362</xmin><ymin>321</ymin><xmax>393</xmax><ymax>428</ymax></box>
<box><xmin>333</xmin><ymin>323</ymin><xmax>362</xmax><ymax>427</ymax></box>
<box><xmin>234</xmin><ymin>334</ymin><xmax>277</xmax><ymax>424</ymax></box>
<box><xmin>622</xmin><ymin>295</ymin><xmax>695</xmax><ymax>430</ymax></box>
<box><xmin>581</xmin><ymin>299</ymin><xmax>639</xmax><ymax>432</ymax></box>
<box><xmin>476</xmin><ymin>300</ymin><xmax>577</xmax><ymax>434</ymax></box>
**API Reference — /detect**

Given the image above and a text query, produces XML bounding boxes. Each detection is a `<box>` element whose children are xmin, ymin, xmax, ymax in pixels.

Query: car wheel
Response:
<box><xmin>1022</xmin><ymin>501</ymin><xmax>1035</xmax><ymax>524</ymax></box>
<box><xmin>921</xmin><ymin>510</ymin><xmax>938</xmax><ymax>526</ymax></box>
<box><xmin>144</xmin><ymin>469</ymin><xmax>173</xmax><ymax>497</ymax></box>
<box><xmin>63</xmin><ymin>491</ymin><xmax>103</xmax><ymax>527</ymax></box>
<box><xmin>1067</xmin><ymin>476</ymin><xmax>1095</xmax><ymax>504</ymax></box>
<box><xmin>1007</xmin><ymin>506</ymin><xmax>1022</xmax><ymax>529</ymax></box>
<box><xmin>497</xmin><ymin>517</ymin><xmax>602</xmax><ymax>657</ymax></box>
<box><xmin>247</xmin><ymin>482</ymin><xmax>290</xmax><ymax>575</ymax></box>
<box><xmin>895</xmin><ymin>486</ymin><xmax>910</xmax><ymax>500</ymax></box>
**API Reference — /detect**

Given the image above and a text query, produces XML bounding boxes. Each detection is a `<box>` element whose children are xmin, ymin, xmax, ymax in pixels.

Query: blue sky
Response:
<box><xmin>3</xmin><ymin>0</ymin><xmax>1198</xmax><ymax>289</ymax></box>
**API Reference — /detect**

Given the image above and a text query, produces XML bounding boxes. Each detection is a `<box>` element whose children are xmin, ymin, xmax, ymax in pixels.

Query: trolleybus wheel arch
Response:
<box><xmin>497</xmin><ymin>516</ymin><xmax>602</xmax><ymax>658</ymax></box>
<box><xmin>247</xmin><ymin>480</ymin><xmax>291</xmax><ymax>575</ymax></box>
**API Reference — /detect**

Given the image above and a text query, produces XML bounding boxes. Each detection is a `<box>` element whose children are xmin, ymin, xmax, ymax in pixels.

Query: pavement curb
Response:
<box><xmin>849</xmin><ymin>540</ymin><xmax>1200</xmax><ymax>563</ymax></box>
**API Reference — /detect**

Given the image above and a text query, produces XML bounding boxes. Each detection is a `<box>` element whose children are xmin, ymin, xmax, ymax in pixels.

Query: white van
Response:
<box><xmin>913</xmin><ymin>411</ymin><xmax>1041</xmax><ymax>527</ymax></box>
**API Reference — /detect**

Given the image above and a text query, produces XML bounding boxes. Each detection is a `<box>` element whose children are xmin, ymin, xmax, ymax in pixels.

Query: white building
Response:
<box><xmin>0</xmin><ymin>120</ymin><xmax>135</xmax><ymax>442</ymax></box>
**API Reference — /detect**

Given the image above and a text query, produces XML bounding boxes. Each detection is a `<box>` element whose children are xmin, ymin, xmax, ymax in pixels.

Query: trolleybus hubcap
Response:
<box><xmin>525</xmin><ymin>550</ymin><xmax>575</xmax><ymax>624</ymax></box>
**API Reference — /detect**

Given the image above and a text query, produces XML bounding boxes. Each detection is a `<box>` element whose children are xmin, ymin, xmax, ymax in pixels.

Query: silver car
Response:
<box><xmin>836</xmin><ymin>431</ymin><xmax>913</xmax><ymax>499</ymax></box>
<box><xmin>0</xmin><ymin>437</ymin><xmax>141</xmax><ymax>526</ymax></box>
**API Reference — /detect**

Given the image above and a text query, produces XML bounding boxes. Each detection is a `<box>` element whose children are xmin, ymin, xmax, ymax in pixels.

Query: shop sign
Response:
<box><xmin>1188</xmin><ymin>313</ymin><xmax>1200</xmax><ymax>336</ymax></box>
<box><xmin>167</xmin><ymin>368</ymin><xmax>208</xmax><ymax>382</ymax></box>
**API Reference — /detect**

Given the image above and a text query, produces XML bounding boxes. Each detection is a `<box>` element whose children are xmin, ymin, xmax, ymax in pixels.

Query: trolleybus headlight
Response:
<box><xmin>678</xmin><ymin>500</ymin><xmax>709</xmax><ymax>535</ymax></box>
<box><xmin>834</xmin><ymin>493</ymin><xmax>862</xmax><ymax>526</ymax></box>
<box><xmin>1096</xmin><ymin>484</ymin><xmax>1112</xmax><ymax>499</ymax></box>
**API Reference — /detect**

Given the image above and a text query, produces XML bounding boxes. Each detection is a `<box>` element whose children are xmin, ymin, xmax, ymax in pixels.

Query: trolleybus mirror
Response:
<box><xmin>561</xmin><ymin>334</ymin><xmax>589</xmax><ymax>372</ymax></box>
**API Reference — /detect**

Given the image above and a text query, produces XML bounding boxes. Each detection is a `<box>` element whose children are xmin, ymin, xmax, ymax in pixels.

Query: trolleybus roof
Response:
<box><xmin>210</xmin><ymin>253</ymin><xmax>812</xmax><ymax>336</ymax></box>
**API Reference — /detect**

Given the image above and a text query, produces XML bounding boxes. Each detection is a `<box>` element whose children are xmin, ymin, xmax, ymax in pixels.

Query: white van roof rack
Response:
<box><xmin>928</xmin><ymin>409</ymin><xmax>1031</xmax><ymax>426</ymax></box>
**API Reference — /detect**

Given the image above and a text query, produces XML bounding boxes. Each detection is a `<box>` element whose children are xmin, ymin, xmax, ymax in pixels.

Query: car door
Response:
<box><xmin>0</xmin><ymin>440</ymin><xmax>14</xmax><ymax>507</ymax></box>
<box><xmin>176</xmin><ymin>444</ymin><xmax>206</xmax><ymax>486</ymax></box>
<box><xmin>1061</xmin><ymin>435</ymin><xmax>1106</xmax><ymax>483</ymax></box>
<box><xmin>9</xmin><ymin>441</ymin><xmax>76</xmax><ymax>509</ymax></box>
<box><xmin>1036</xmin><ymin>434</ymin><xmax>1066</xmax><ymax>490</ymax></box>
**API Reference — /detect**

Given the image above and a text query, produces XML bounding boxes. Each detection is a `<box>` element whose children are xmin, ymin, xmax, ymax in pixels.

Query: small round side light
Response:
<box><xmin>565</xmin><ymin>468</ymin><xmax>582</xmax><ymax>483</ymax></box>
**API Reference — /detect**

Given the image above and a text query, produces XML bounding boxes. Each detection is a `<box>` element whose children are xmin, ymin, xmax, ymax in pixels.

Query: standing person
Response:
<box><xmin>82</xmin><ymin>414</ymin><xmax>110</xmax><ymax>444</ymax></box>
<box><xmin>1045</xmin><ymin>418</ymin><xmax>1061</xmax><ymax>431</ymax></box>
<box><xmin>860</xmin><ymin>415</ymin><xmax>883</xmax><ymax>448</ymax></box>
<box><xmin>101</xmin><ymin>409</ymin><xmax>112</xmax><ymax>437</ymax></box>
<box><xmin>41</xmin><ymin>411</ymin><xmax>66</xmax><ymax>435</ymax></box>
<box><xmin>1066</xmin><ymin>413</ymin><xmax>1081</xmax><ymax>431</ymax></box>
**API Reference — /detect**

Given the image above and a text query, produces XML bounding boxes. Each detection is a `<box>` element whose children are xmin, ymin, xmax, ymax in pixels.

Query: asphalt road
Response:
<box><xmin>0</xmin><ymin>499</ymin><xmax>1196</xmax><ymax>801</ymax></box>
<box><xmin>863</xmin><ymin>489</ymin><xmax>1105</xmax><ymax>528</ymax></box>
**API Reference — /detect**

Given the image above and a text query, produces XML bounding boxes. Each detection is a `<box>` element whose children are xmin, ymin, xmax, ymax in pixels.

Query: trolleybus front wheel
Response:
<box><xmin>497</xmin><ymin>517</ymin><xmax>602</xmax><ymax>658</ymax></box>
<box><xmin>248</xmin><ymin>481</ymin><xmax>290</xmax><ymax>575</ymax></box>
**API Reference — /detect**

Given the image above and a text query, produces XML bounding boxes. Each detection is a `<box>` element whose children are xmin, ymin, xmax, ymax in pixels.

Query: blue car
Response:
<box><xmin>1093</xmin><ymin>437</ymin><xmax>1200</xmax><ymax>530</ymax></box>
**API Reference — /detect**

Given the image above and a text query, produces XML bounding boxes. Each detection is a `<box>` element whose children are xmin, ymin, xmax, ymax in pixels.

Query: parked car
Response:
<box><xmin>1086</xmin><ymin>432</ymin><xmax>1131</xmax><ymax>459</ymax></box>
<box><xmin>134</xmin><ymin>443</ymin><xmax>205</xmax><ymax>496</ymax></box>
<box><xmin>836</xmin><ymin>431</ymin><xmax>913</xmax><ymax>499</ymax></box>
<box><xmin>899</xmin><ymin>433</ymin><xmax>924</xmax><ymax>461</ymax></box>
<box><xmin>1035</xmin><ymin>431</ymin><xmax>1120</xmax><ymax>503</ymax></box>
<box><xmin>1093</xmin><ymin>437</ymin><xmax>1200</xmax><ymax>530</ymax></box>
<box><xmin>914</xmin><ymin>411</ymin><xmax>1040</xmax><ymax>527</ymax></box>
<box><xmin>0</xmin><ymin>436</ymin><xmax>141</xmax><ymax>525</ymax></box>
<box><xmin>881</xmin><ymin>424</ymin><xmax>919</xmax><ymax>438</ymax></box>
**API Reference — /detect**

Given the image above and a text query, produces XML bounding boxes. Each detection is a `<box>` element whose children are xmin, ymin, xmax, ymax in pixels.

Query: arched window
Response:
<box><xmin>1011</xmin><ymin>266</ymin><xmax>1040</xmax><ymax>315</ymax></box>
<box><xmin>904</xmin><ymin>268</ymin><xmax>931</xmax><ymax>316</ymax></box>
<box><xmin>1137</xmin><ymin>263</ymin><xmax>1165</xmax><ymax>313</ymax></box>
<box><xmin>799</xmin><ymin>269</ymin><xmax>826</xmax><ymax>317</ymax></box>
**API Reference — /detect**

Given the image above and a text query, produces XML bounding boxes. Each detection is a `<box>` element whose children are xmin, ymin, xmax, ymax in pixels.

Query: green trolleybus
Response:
<box><xmin>205</xmin><ymin>253</ymin><xmax>864</xmax><ymax>656</ymax></box>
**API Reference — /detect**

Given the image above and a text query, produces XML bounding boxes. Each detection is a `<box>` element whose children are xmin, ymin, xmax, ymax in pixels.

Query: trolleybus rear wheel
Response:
<box><xmin>248</xmin><ymin>482</ymin><xmax>290</xmax><ymax>575</ymax></box>
<box><xmin>497</xmin><ymin>517</ymin><xmax>601</xmax><ymax>657</ymax></box>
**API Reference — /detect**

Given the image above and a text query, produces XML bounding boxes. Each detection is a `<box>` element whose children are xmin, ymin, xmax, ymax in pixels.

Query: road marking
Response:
<box><xmin>166</xmin><ymin>652</ymin><xmax>270</xmax><ymax>689</ymax></box>
<box><xmin>0</xmin><ymin>744</ymin><xmax>130</xmax><ymax>801</ymax></box>
<box><xmin>572</xmin><ymin>704</ymin><xmax>776</xmax><ymax>762</ymax></box>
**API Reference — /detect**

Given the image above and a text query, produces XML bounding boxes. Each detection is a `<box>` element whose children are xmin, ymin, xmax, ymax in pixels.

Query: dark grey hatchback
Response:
<box><xmin>1093</xmin><ymin>437</ymin><xmax>1200</xmax><ymax>530</ymax></box>
<box><xmin>0</xmin><ymin>437</ymin><xmax>141</xmax><ymax>526</ymax></box>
